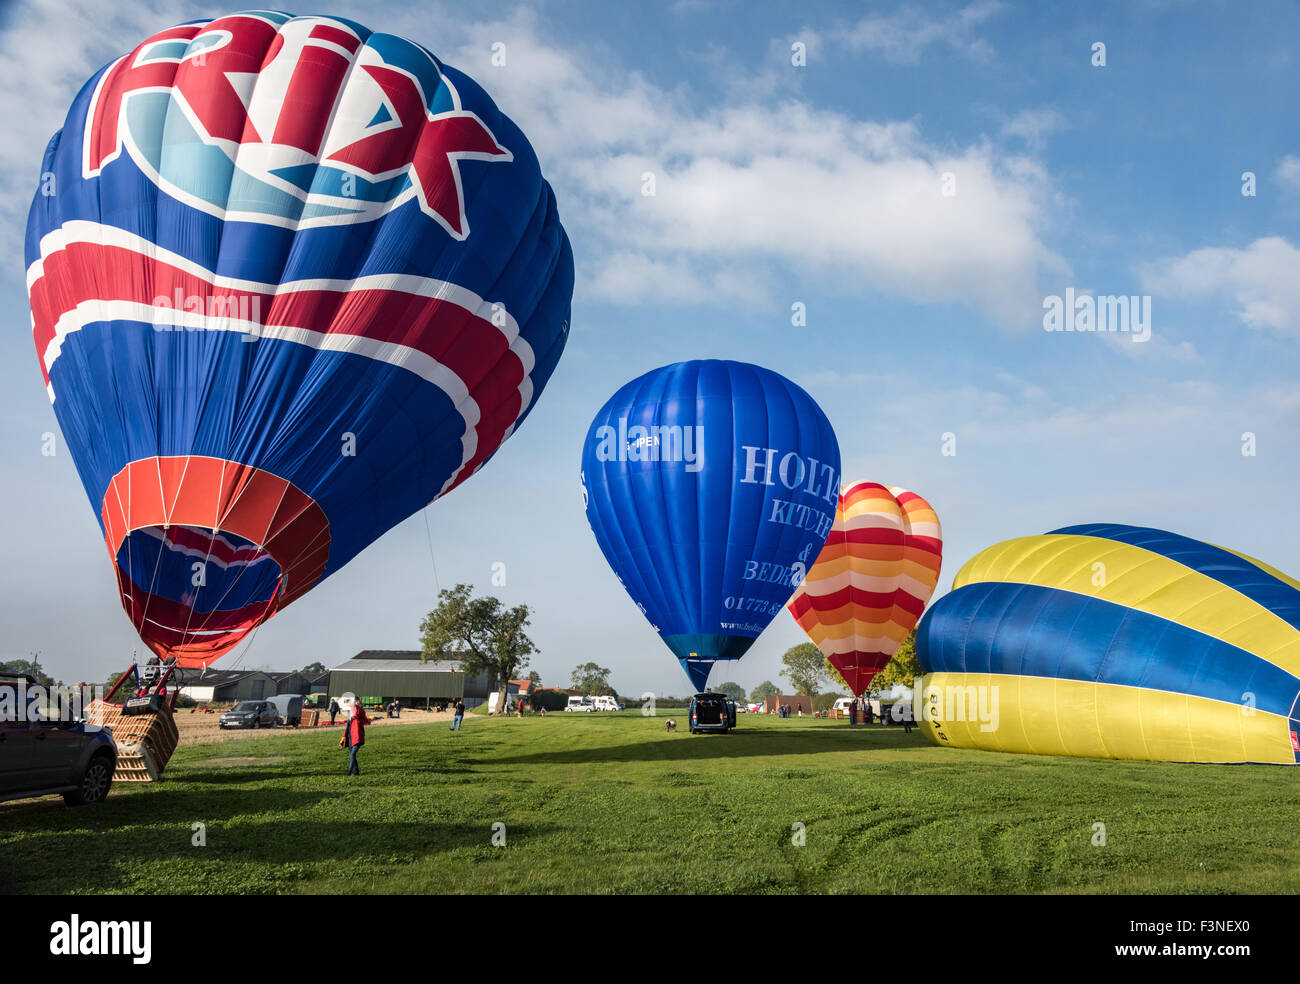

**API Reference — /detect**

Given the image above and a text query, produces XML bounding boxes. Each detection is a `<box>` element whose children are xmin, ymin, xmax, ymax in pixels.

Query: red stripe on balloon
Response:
<box><xmin>30</xmin><ymin>241</ymin><xmax>524</xmax><ymax>479</ymax></box>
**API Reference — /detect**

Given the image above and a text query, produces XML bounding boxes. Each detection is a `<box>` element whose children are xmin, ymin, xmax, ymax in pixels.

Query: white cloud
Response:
<box><xmin>1141</xmin><ymin>237</ymin><xmax>1300</xmax><ymax>337</ymax></box>
<box><xmin>1001</xmin><ymin>108</ymin><xmax>1069</xmax><ymax>151</ymax></box>
<box><xmin>1276</xmin><ymin>154</ymin><xmax>1300</xmax><ymax>194</ymax></box>
<box><xmin>833</xmin><ymin>1</ymin><xmax>1006</xmax><ymax>65</ymax></box>
<box><xmin>1098</xmin><ymin>328</ymin><xmax>1199</xmax><ymax>363</ymax></box>
<box><xmin>3</xmin><ymin>1</ymin><xmax>1063</xmax><ymax>328</ymax></box>
<box><xmin>451</xmin><ymin>9</ymin><xmax>1064</xmax><ymax>324</ymax></box>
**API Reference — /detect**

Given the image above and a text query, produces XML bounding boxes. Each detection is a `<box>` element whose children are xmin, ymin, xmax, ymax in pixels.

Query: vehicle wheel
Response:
<box><xmin>64</xmin><ymin>754</ymin><xmax>113</xmax><ymax>806</ymax></box>
<box><xmin>252</xmin><ymin>718</ymin><xmax>260</xmax><ymax>729</ymax></box>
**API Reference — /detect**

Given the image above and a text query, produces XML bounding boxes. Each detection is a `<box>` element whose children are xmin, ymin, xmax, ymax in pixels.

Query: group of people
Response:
<box><xmin>334</xmin><ymin>696</ymin><xmax>467</xmax><ymax>776</ymax></box>
<box><xmin>845</xmin><ymin>698</ymin><xmax>915</xmax><ymax>733</ymax></box>
<box><xmin>846</xmin><ymin>698</ymin><xmax>875</xmax><ymax>726</ymax></box>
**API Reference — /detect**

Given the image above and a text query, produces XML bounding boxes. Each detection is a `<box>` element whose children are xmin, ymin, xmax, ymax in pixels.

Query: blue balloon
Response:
<box><xmin>581</xmin><ymin>360</ymin><xmax>841</xmax><ymax>691</ymax></box>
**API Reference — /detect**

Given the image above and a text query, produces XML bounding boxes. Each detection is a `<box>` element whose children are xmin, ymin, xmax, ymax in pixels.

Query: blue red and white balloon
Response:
<box><xmin>26</xmin><ymin>11</ymin><xmax>573</xmax><ymax>665</ymax></box>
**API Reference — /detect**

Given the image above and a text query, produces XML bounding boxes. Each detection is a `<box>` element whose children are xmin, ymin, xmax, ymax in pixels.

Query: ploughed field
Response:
<box><xmin>2</xmin><ymin>712</ymin><xmax>1298</xmax><ymax>894</ymax></box>
<box><xmin>168</xmin><ymin>705</ymin><xmax>452</xmax><ymax>745</ymax></box>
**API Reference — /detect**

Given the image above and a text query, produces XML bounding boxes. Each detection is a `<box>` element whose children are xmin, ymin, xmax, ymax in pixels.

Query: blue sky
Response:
<box><xmin>2</xmin><ymin>0</ymin><xmax>1298</xmax><ymax>695</ymax></box>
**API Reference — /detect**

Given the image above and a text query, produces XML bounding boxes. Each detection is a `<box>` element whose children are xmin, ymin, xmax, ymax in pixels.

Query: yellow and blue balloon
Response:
<box><xmin>916</xmin><ymin>524</ymin><xmax>1300</xmax><ymax>764</ymax></box>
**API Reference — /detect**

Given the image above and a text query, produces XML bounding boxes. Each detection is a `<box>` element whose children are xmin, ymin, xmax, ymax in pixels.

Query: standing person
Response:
<box><xmin>451</xmin><ymin>698</ymin><xmax>465</xmax><ymax>732</ymax></box>
<box><xmin>342</xmin><ymin>701</ymin><xmax>370</xmax><ymax>776</ymax></box>
<box><xmin>901</xmin><ymin>699</ymin><xmax>914</xmax><ymax>734</ymax></box>
<box><xmin>328</xmin><ymin>697</ymin><xmax>340</xmax><ymax>726</ymax></box>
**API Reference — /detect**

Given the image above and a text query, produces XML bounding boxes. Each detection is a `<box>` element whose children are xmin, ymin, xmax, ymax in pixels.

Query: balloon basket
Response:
<box><xmin>88</xmin><ymin>699</ymin><xmax>179</xmax><ymax>782</ymax></box>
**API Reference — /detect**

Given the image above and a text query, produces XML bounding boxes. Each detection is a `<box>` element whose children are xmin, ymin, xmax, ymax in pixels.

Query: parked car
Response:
<box><xmin>565</xmin><ymin>696</ymin><xmax>595</xmax><ymax>712</ymax></box>
<box><xmin>0</xmin><ymin>673</ymin><xmax>117</xmax><ymax>806</ymax></box>
<box><xmin>219</xmin><ymin>700</ymin><xmax>280</xmax><ymax>729</ymax></box>
<box><xmin>266</xmin><ymin>694</ymin><xmax>304</xmax><ymax>726</ymax></box>
<box><xmin>688</xmin><ymin>693</ymin><xmax>737</xmax><ymax>734</ymax></box>
<box><xmin>592</xmin><ymin>695</ymin><xmax>625</xmax><ymax>712</ymax></box>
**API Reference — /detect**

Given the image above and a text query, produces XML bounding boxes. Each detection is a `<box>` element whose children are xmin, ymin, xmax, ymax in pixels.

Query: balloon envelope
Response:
<box><xmin>581</xmin><ymin>360</ymin><xmax>841</xmax><ymax>691</ymax></box>
<box><xmin>916</xmin><ymin>524</ymin><xmax>1300</xmax><ymax>764</ymax></box>
<box><xmin>27</xmin><ymin>11</ymin><xmax>573</xmax><ymax>666</ymax></box>
<box><xmin>788</xmin><ymin>482</ymin><xmax>942</xmax><ymax>695</ymax></box>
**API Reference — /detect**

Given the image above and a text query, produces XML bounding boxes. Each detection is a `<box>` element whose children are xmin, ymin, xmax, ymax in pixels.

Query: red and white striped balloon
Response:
<box><xmin>787</xmin><ymin>482</ymin><xmax>942</xmax><ymax>695</ymax></box>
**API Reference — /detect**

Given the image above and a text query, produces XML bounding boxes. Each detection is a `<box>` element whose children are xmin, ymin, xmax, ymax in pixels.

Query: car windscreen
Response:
<box><xmin>232</xmin><ymin>702</ymin><xmax>260</xmax><ymax>711</ymax></box>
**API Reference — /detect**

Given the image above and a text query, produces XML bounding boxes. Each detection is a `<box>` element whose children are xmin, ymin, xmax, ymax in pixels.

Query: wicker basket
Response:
<box><xmin>301</xmin><ymin>708</ymin><xmax>319</xmax><ymax>727</ymax></box>
<box><xmin>87</xmin><ymin>699</ymin><xmax>179</xmax><ymax>782</ymax></box>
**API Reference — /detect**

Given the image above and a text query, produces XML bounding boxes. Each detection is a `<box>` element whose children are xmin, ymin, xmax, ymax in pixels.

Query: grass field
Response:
<box><xmin>3</xmin><ymin>712</ymin><xmax>1300</xmax><ymax>894</ymax></box>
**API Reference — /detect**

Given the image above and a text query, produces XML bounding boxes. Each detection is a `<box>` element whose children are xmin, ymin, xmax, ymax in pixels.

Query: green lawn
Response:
<box><xmin>3</xmin><ymin>712</ymin><xmax>1299</xmax><ymax>894</ymax></box>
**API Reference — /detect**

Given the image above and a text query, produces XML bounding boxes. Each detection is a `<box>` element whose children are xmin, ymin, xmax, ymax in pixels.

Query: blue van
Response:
<box><xmin>688</xmin><ymin>693</ymin><xmax>737</xmax><ymax>734</ymax></box>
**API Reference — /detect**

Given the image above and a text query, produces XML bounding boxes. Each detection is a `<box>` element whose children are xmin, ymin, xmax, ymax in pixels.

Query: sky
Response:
<box><xmin>1</xmin><ymin>0</ymin><xmax>1298</xmax><ymax>696</ymax></box>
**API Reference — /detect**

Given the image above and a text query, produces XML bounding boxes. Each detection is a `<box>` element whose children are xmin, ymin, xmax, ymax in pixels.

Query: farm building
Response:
<box><xmin>178</xmin><ymin>669</ymin><xmax>278</xmax><ymax>703</ymax></box>
<box><xmin>267</xmin><ymin>671</ymin><xmax>313</xmax><ymax>696</ymax></box>
<box><xmin>324</xmin><ymin>651</ymin><xmax>493</xmax><ymax>709</ymax></box>
<box><xmin>762</xmin><ymin>694</ymin><xmax>814</xmax><ymax>715</ymax></box>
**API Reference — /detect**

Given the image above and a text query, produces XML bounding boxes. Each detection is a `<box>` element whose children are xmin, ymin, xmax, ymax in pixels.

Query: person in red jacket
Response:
<box><xmin>342</xmin><ymin>702</ymin><xmax>371</xmax><ymax>776</ymax></box>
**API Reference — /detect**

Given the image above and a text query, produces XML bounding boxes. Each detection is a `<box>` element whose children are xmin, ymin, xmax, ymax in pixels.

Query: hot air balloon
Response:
<box><xmin>788</xmin><ymin>483</ymin><xmax>941</xmax><ymax>695</ymax></box>
<box><xmin>916</xmin><ymin>524</ymin><xmax>1300</xmax><ymax>764</ymax></box>
<box><xmin>580</xmin><ymin>360</ymin><xmax>841</xmax><ymax>691</ymax></box>
<box><xmin>26</xmin><ymin>11</ymin><xmax>573</xmax><ymax>667</ymax></box>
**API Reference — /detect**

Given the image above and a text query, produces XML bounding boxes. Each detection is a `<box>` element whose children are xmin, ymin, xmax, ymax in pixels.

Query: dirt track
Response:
<box><xmin>173</xmin><ymin>706</ymin><xmax>455</xmax><ymax>746</ymax></box>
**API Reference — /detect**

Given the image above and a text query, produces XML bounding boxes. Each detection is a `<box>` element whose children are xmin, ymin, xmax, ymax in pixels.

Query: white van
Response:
<box><xmin>267</xmin><ymin>693</ymin><xmax>304</xmax><ymax>726</ymax></box>
<box><xmin>592</xmin><ymin>695</ymin><xmax>624</xmax><ymax>712</ymax></box>
<box><xmin>565</xmin><ymin>695</ymin><xmax>595</xmax><ymax>712</ymax></box>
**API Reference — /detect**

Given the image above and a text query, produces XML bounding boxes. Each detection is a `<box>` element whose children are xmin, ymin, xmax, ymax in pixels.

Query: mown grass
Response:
<box><xmin>2</xmin><ymin>712</ymin><xmax>1299</xmax><ymax>894</ymax></box>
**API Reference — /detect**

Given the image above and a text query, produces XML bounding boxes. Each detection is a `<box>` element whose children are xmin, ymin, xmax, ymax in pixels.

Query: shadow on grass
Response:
<box><xmin>1</xmin><ymin>816</ymin><xmax>559</xmax><ymax>893</ymax></box>
<box><xmin>485</xmin><ymin>725</ymin><xmax>933</xmax><ymax>766</ymax></box>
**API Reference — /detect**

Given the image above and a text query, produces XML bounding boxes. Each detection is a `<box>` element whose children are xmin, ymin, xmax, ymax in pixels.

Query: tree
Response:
<box><xmin>570</xmin><ymin>662</ymin><xmax>614</xmax><ymax>696</ymax></box>
<box><xmin>714</xmin><ymin>681</ymin><xmax>746</xmax><ymax>702</ymax></box>
<box><xmin>527</xmin><ymin>670</ymin><xmax>542</xmax><ymax>686</ymax></box>
<box><xmin>299</xmin><ymin>661</ymin><xmax>326</xmax><ymax>676</ymax></box>
<box><xmin>824</xmin><ymin>659</ymin><xmax>850</xmax><ymax>693</ymax></box>
<box><xmin>781</xmin><ymin>643</ymin><xmax>827</xmax><ymax>696</ymax></box>
<box><xmin>0</xmin><ymin>657</ymin><xmax>59</xmax><ymax>690</ymax></box>
<box><xmin>871</xmin><ymin>630</ymin><xmax>922</xmax><ymax>693</ymax></box>
<box><xmin>531</xmin><ymin>688</ymin><xmax>568</xmax><ymax>711</ymax></box>
<box><xmin>750</xmin><ymin>680</ymin><xmax>781</xmax><ymax>702</ymax></box>
<box><xmin>419</xmin><ymin>584</ymin><xmax>537</xmax><ymax>712</ymax></box>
